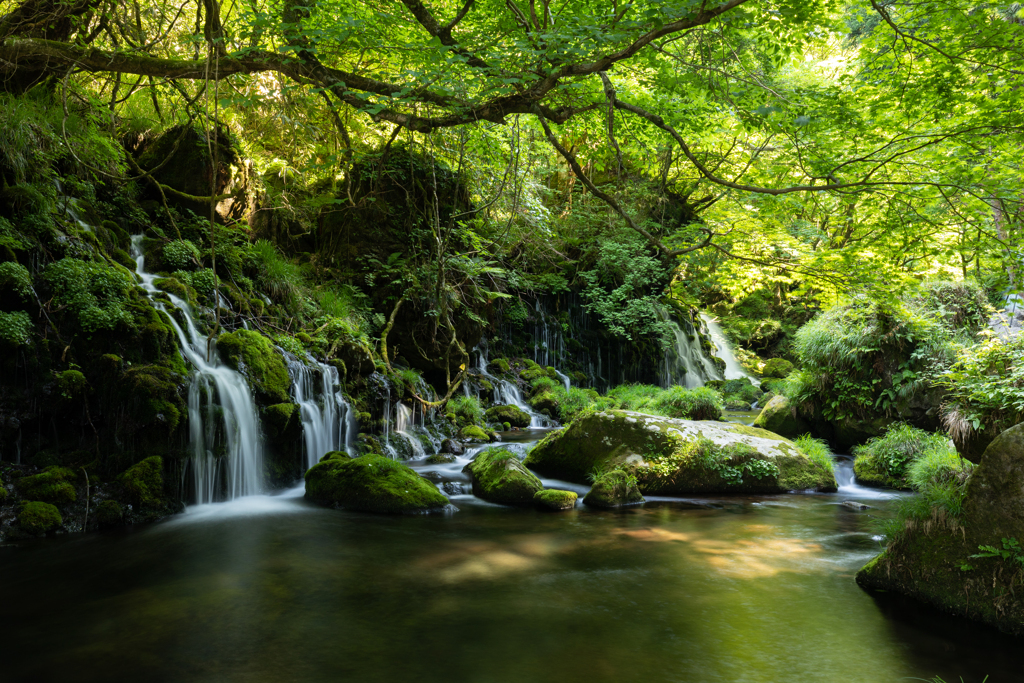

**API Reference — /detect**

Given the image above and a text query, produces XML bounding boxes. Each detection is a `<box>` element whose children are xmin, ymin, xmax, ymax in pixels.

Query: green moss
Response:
<box><xmin>463</xmin><ymin>448</ymin><xmax>543</xmax><ymax>506</ymax></box>
<box><xmin>489</xmin><ymin>358</ymin><xmax>510</xmax><ymax>374</ymax></box>
<box><xmin>761</xmin><ymin>358</ymin><xmax>794</xmax><ymax>378</ymax></box>
<box><xmin>583</xmin><ymin>470</ymin><xmax>645</xmax><ymax>508</ymax></box>
<box><xmin>18</xmin><ymin>501</ymin><xmax>62</xmax><ymax>535</ymax></box>
<box><xmin>753</xmin><ymin>395</ymin><xmax>810</xmax><ymax>438</ymax></box>
<box><xmin>459</xmin><ymin>425</ymin><xmax>490</xmax><ymax>442</ymax></box>
<box><xmin>57</xmin><ymin>369</ymin><xmax>89</xmax><ymax>398</ymax></box>
<box><xmin>485</xmin><ymin>404</ymin><xmax>531</xmax><ymax>429</ymax></box>
<box><xmin>262</xmin><ymin>402</ymin><xmax>298</xmax><ymax>436</ymax></box>
<box><xmin>425</xmin><ymin>453</ymin><xmax>457</xmax><ymax>464</ymax></box>
<box><xmin>118</xmin><ymin>456</ymin><xmax>164</xmax><ymax>507</ymax></box>
<box><xmin>519</xmin><ymin>359</ymin><xmax>547</xmax><ymax>382</ymax></box>
<box><xmin>305</xmin><ymin>452</ymin><xmax>449</xmax><ymax>514</ymax></box>
<box><xmin>529</xmin><ymin>390</ymin><xmax>559</xmax><ymax>416</ymax></box>
<box><xmin>217</xmin><ymin>329</ymin><xmax>291</xmax><ymax>404</ymax></box>
<box><xmin>95</xmin><ymin>499</ymin><xmax>123</xmax><ymax>525</ymax></box>
<box><xmin>16</xmin><ymin>466</ymin><xmax>77</xmax><ymax>504</ymax></box>
<box><xmin>152</xmin><ymin>276</ymin><xmax>191</xmax><ymax>301</ymax></box>
<box><xmin>534</xmin><ymin>488</ymin><xmax>578</xmax><ymax>511</ymax></box>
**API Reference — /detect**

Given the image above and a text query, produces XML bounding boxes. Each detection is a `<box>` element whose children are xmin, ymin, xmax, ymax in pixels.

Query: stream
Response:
<box><xmin>1</xmin><ymin>414</ymin><xmax>1019</xmax><ymax>682</ymax></box>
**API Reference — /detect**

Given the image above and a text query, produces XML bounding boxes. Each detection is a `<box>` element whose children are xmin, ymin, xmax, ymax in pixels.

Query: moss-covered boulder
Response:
<box><xmin>534</xmin><ymin>489</ymin><xmax>578</xmax><ymax>511</ymax></box>
<box><xmin>118</xmin><ymin>456</ymin><xmax>164</xmax><ymax>507</ymax></box>
<box><xmin>858</xmin><ymin>422</ymin><xmax>1024</xmax><ymax>636</ymax></box>
<box><xmin>425</xmin><ymin>453</ymin><xmax>457</xmax><ymax>465</ymax></box>
<box><xmin>489</xmin><ymin>358</ymin><xmax>511</xmax><ymax>374</ymax></box>
<box><xmin>485</xmin><ymin>404</ymin><xmax>531</xmax><ymax>429</ymax></box>
<box><xmin>761</xmin><ymin>358</ymin><xmax>794</xmax><ymax>378</ymax></box>
<box><xmin>524</xmin><ymin>410</ymin><xmax>836</xmax><ymax>494</ymax></box>
<box><xmin>15</xmin><ymin>466</ymin><xmax>77</xmax><ymax>504</ymax></box>
<box><xmin>94</xmin><ymin>499</ymin><xmax>124</xmax><ymax>526</ymax></box>
<box><xmin>583</xmin><ymin>470</ymin><xmax>645</xmax><ymax>508</ymax></box>
<box><xmin>217</xmin><ymin>329</ymin><xmax>290</xmax><ymax>404</ymax></box>
<box><xmin>459</xmin><ymin>425</ymin><xmax>490</xmax><ymax>443</ymax></box>
<box><xmin>18</xmin><ymin>501</ymin><xmax>62</xmax><ymax>535</ymax></box>
<box><xmin>753</xmin><ymin>395</ymin><xmax>810</xmax><ymax>439</ymax></box>
<box><xmin>305</xmin><ymin>452</ymin><xmax>449</xmax><ymax>514</ymax></box>
<box><xmin>529</xmin><ymin>391</ymin><xmax>559</xmax><ymax>416</ymax></box>
<box><xmin>463</xmin><ymin>448</ymin><xmax>543</xmax><ymax>506</ymax></box>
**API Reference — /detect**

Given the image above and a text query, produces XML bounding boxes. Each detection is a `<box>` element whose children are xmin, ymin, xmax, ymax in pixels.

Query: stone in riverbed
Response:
<box><xmin>524</xmin><ymin>410</ymin><xmax>836</xmax><ymax>494</ymax></box>
<box><xmin>463</xmin><ymin>448</ymin><xmax>542</xmax><ymax>506</ymax></box>
<box><xmin>441</xmin><ymin>439</ymin><xmax>465</xmax><ymax>455</ymax></box>
<box><xmin>583</xmin><ymin>470</ymin><xmax>645</xmax><ymax>508</ymax></box>
<box><xmin>533</xmin><ymin>489</ymin><xmax>578</xmax><ymax>511</ymax></box>
<box><xmin>485</xmin><ymin>404</ymin><xmax>531</xmax><ymax>429</ymax></box>
<box><xmin>305</xmin><ymin>452</ymin><xmax>449</xmax><ymax>514</ymax></box>
<box><xmin>425</xmin><ymin>453</ymin><xmax>457</xmax><ymax>464</ymax></box>
<box><xmin>753</xmin><ymin>395</ymin><xmax>810</xmax><ymax>439</ymax></box>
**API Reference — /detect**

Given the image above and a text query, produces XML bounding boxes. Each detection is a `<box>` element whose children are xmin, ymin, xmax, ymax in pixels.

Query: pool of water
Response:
<box><xmin>1</xmin><ymin>447</ymin><xmax>1019</xmax><ymax>682</ymax></box>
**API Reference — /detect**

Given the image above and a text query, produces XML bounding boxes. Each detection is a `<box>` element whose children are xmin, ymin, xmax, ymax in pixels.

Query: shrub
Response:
<box><xmin>606</xmin><ymin>383</ymin><xmax>662</xmax><ymax>411</ymax></box>
<box><xmin>173</xmin><ymin>268</ymin><xmax>218</xmax><ymax>299</ymax></box>
<box><xmin>915</xmin><ymin>280</ymin><xmax>989</xmax><ymax>335</ymax></box>
<box><xmin>0</xmin><ymin>261</ymin><xmax>32</xmax><ymax>300</ymax></box>
<box><xmin>43</xmin><ymin>257</ymin><xmax>134</xmax><ymax>333</ymax></box>
<box><xmin>793</xmin><ymin>435</ymin><xmax>834</xmax><ymax>478</ymax></box>
<box><xmin>446</xmin><ymin>395</ymin><xmax>485</xmax><ymax>426</ymax></box>
<box><xmin>853</xmin><ymin>423</ymin><xmax>952</xmax><ymax>489</ymax></box>
<box><xmin>162</xmin><ymin>240</ymin><xmax>200</xmax><ymax>271</ymax></box>
<box><xmin>651</xmin><ymin>385</ymin><xmax>722</xmax><ymax>420</ymax></box>
<box><xmin>0</xmin><ymin>310</ymin><xmax>32</xmax><ymax>346</ymax></box>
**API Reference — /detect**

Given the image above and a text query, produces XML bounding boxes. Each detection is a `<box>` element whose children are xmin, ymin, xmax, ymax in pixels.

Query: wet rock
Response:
<box><xmin>583</xmin><ymin>470</ymin><xmax>644</xmax><ymax>508</ymax></box>
<box><xmin>441</xmin><ymin>439</ymin><xmax>465</xmax><ymax>455</ymax></box>
<box><xmin>753</xmin><ymin>395</ymin><xmax>810</xmax><ymax>439</ymax></box>
<box><xmin>534</xmin><ymin>489</ymin><xmax>578</xmax><ymax>511</ymax></box>
<box><xmin>485</xmin><ymin>404</ymin><xmax>531</xmax><ymax>429</ymax></box>
<box><xmin>463</xmin><ymin>448</ymin><xmax>542</xmax><ymax>506</ymax></box>
<box><xmin>305</xmin><ymin>452</ymin><xmax>449</xmax><ymax>514</ymax></box>
<box><xmin>425</xmin><ymin>453</ymin><xmax>457</xmax><ymax>465</ymax></box>
<box><xmin>841</xmin><ymin>501</ymin><xmax>870</xmax><ymax>511</ymax></box>
<box><xmin>524</xmin><ymin>410</ymin><xmax>836</xmax><ymax>494</ymax></box>
<box><xmin>459</xmin><ymin>425</ymin><xmax>490</xmax><ymax>443</ymax></box>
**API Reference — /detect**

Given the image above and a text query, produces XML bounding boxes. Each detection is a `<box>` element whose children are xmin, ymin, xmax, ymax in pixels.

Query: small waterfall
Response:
<box><xmin>659</xmin><ymin>307</ymin><xmax>722</xmax><ymax>389</ymax></box>
<box><xmin>475</xmin><ymin>341</ymin><xmax>552</xmax><ymax>428</ymax></box>
<box><xmin>394</xmin><ymin>403</ymin><xmax>426</xmax><ymax>458</ymax></box>
<box><xmin>284</xmin><ymin>352</ymin><xmax>357</xmax><ymax>469</ymax></box>
<box><xmin>701</xmin><ymin>314</ymin><xmax>760</xmax><ymax>386</ymax></box>
<box><xmin>131</xmin><ymin>235</ymin><xmax>264</xmax><ymax>503</ymax></box>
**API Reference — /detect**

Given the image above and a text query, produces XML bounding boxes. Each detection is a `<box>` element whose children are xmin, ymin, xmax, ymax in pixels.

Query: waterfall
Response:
<box><xmin>131</xmin><ymin>235</ymin><xmax>264</xmax><ymax>503</ymax></box>
<box><xmin>475</xmin><ymin>340</ymin><xmax>552</xmax><ymax>428</ymax></box>
<box><xmin>394</xmin><ymin>403</ymin><xmax>426</xmax><ymax>458</ymax></box>
<box><xmin>701</xmin><ymin>314</ymin><xmax>760</xmax><ymax>386</ymax></box>
<box><xmin>284</xmin><ymin>352</ymin><xmax>358</xmax><ymax>469</ymax></box>
<box><xmin>659</xmin><ymin>307</ymin><xmax>722</xmax><ymax>389</ymax></box>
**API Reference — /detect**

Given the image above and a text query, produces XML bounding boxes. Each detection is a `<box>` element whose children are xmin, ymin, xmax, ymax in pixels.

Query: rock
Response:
<box><xmin>841</xmin><ymin>500</ymin><xmax>870</xmax><ymax>511</ymax></box>
<box><xmin>725</xmin><ymin>398</ymin><xmax>753</xmax><ymax>411</ymax></box>
<box><xmin>15</xmin><ymin>466</ymin><xmax>77</xmax><ymax>504</ymax></box>
<box><xmin>463</xmin><ymin>448</ymin><xmax>543</xmax><ymax>506</ymax></box>
<box><xmin>857</xmin><ymin>422</ymin><xmax>1024</xmax><ymax>636</ymax></box>
<box><xmin>529</xmin><ymin>391</ymin><xmax>559</xmax><ymax>417</ymax></box>
<box><xmin>583</xmin><ymin>470</ymin><xmax>645</xmax><ymax>508</ymax></box>
<box><xmin>441</xmin><ymin>439</ymin><xmax>465</xmax><ymax>455</ymax></box>
<box><xmin>534</xmin><ymin>489</ymin><xmax>578</xmax><ymax>511</ymax></box>
<box><xmin>524</xmin><ymin>410</ymin><xmax>836</xmax><ymax>494</ymax></box>
<box><xmin>118</xmin><ymin>456</ymin><xmax>165</xmax><ymax>507</ymax></box>
<box><xmin>217</xmin><ymin>329</ymin><xmax>291</xmax><ymax>404</ymax></box>
<box><xmin>485</xmin><ymin>404</ymin><xmax>531</xmax><ymax>429</ymax></box>
<box><xmin>425</xmin><ymin>453</ymin><xmax>457</xmax><ymax>464</ymax></box>
<box><xmin>488</xmin><ymin>358</ymin><xmax>511</xmax><ymax>374</ymax></box>
<box><xmin>459</xmin><ymin>425</ymin><xmax>490</xmax><ymax>443</ymax></box>
<box><xmin>18</xmin><ymin>501</ymin><xmax>62</xmax><ymax>535</ymax></box>
<box><xmin>761</xmin><ymin>358</ymin><xmax>795</xmax><ymax>378</ymax></box>
<box><xmin>753</xmin><ymin>395</ymin><xmax>810</xmax><ymax>439</ymax></box>
<box><xmin>94</xmin><ymin>499</ymin><xmax>124</xmax><ymax>526</ymax></box>
<box><xmin>304</xmin><ymin>452</ymin><xmax>449</xmax><ymax>514</ymax></box>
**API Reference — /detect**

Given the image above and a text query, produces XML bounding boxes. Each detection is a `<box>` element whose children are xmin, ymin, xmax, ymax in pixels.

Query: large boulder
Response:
<box><xmin>305</xmin><ymin>452</ymin><xmax>449</xmax><ymax>514</ymax></box>
<box><xmin>485</xmin><ymin>404</ymin><xmax>531</xmax><ymax>429</ymax></box>
<box><xmin>524</xmin><ymin>410</ymin><xmax>836</xmax><ymax>494</ymax></box>
<box><xmin>753</xmin><ymin>395</ymin><xmax>810</xmax><ymax>439</ymax></box>
<box><xmin>583</xmin><ymin>470</ymin><xmax>645</xmax><ymax>508</ymax></box>
<box><xmin>857</xmin><ymin>422</ymin><xmax>1024</xmax><ymax>636</ymax></box>
<box><xmin>463</xmin><ymin>448</ymin><xmax>543</xmax><ymax>506</ymax></box>
<box><xmin>534</xmin><ymin>489</ymin><xmax>578</xmax><ymax>511</ymax></box>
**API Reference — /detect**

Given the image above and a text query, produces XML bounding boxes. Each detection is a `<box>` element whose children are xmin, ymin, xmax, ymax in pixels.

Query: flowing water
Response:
<box><xmin>131</xmin><ymin>236</ymin><xmax>264</xmax><ymax>503</ymax></box>
<box><xmin>702</xmin><ymin>313</ymin><xmax>761</xmax><ymax>385</ymax></box>
<box><xmin>283</xmin><ymin>351</ymin><xmax>358</xmax><ymax>466</ymax></box>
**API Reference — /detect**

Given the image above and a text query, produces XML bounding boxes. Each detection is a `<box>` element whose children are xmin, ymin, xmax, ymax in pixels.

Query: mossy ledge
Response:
<box><xmin>524</xmin><ymin>410</ymin><xmax>836</xmax><ymax>494</ymax></box>
<box><xmin>857</xmin><ymin>422</ymin><xmax>1024</xmax><ymax>636</ymax></box>
<box><xmin>463</xmin><ymin>448</ymin><xmax>543</xmax><ymax>506</ymax></box>
<box><xmin>305</xmin><ymin>452</ymin><xmax>449</xmax><ymax>514</ymax></box>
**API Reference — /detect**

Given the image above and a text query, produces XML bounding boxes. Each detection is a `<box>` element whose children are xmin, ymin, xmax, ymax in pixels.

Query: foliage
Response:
<box><xmin>173</xmin><ymin>269</ymin><xmax>218</xmax><ymax>300</ymax></box>
<box><xmin>162</xmin><ymin>240</ymin><xmax>200</xmax><ymax>271</ymax></box>
<box><xmin>43</xmin><ymin>257</ymin><xmax>135</xmax><ymax>334</ymax></box>
<box><xmin>793</xmin><ymin>435</ymin><xmax>835</xmax><ymax>478</ymax></box>
<box><xmin>855</xmin><ymin>424</ymin><xmax>951</xmax><ymax>482</ymax></box>
<box><xmin>18</xmin><ymin>501</ymin><xmax>62</xmax><ymax>535</ymax></box>
<box><xmin>0</xmin><ymin>261</ymin><xmax>33</xmax><ymax>300</ymax></box>
<box><xmin>971</xmin><ymin>538</ymin><xmax>1024</xmax><ymax>568</ymax></box>
<box><xmin>0</xmin><ymin>310</ymin><xmax>33</xmax><ymax>346</ymax></box>
<box><xmin>446</xmin><ymin>395</ymin><xmax>485</xmax><ymax>426</ymax></box>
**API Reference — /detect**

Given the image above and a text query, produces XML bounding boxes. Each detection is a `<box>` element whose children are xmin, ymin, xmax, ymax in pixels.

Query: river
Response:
<box><xmin>0</xmin><ymin>421</ymin><xmax>1018</xmax><ymax>682</ymax></box>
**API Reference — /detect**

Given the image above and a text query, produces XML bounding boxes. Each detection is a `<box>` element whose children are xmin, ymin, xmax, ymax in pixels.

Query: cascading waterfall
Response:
<box><xmin>475</xmin><ymin>340</ymin><xmax>551</xmax><ymax>428</ymax></box>
<box><xmin>658</xmin><ymin>307</ymin><xmax>723</xmax><ymax>389</ymax></box>
<box><xmin>131</xmin><ymin>235</ymin><xmax>264</xmax><ymax>503</ymax></box>
<box><xmin>701</xmin><ymin>313</ymin><xmax>760</xmax><ymax>385</ymax></box>
<box><xmin>284</xmin><ymin>352</ymin><xmax>358</xmax><ymax>469</ymax></box>
<box><xmin>394</xmin><ymin>403</ymin><xmax>426</xmax><ymax>458</ymax></box>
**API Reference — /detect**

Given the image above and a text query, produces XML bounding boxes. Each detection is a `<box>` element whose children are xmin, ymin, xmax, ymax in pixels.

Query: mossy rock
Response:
<box><xmin>152</xmin><ymin>276</ymin><xmax>191</xmax><ymax>301</ymax></box>
<box><xmin>583</xmin><ymin>470</ymin><xmax>645</xmax><ymax>508</ymax></box>
<box><xmin>19</xmin><ymin>501</ymin><xmax>62</xmax><ymax>535</ymax></box>
<box><xmin>57</xmin><ymin>369</ymin><xmax>89</xmax><ymax>398</ymax></box>
<box><xmin>217</xmin><ymin>329</ymin><xmax>291</xmax><ymax>404</ymax></box>
<box><xmin>524</xmin><ymin>410</ymin><xmax>836</xmax><ymax>494</ymax></box>
<box><xmin>529</xmin><ymin>391</ymin><xmax>559</xmax><ymax>416</ymax></box>
<box><xmin>761</xmin><ymin>358</ymin><xmax>795</xmax><ymax>379</ymax></box>
<box><xmin>459</xmin><ymin>425</ymin><xmax>490</xmax><ymax>443</ymax></box>
<box><xmin>94</xmin><ymin>499</ymin><xmax>124</xmax><ymax>526</ymax></box>
<box><xmin>534</xmin><ymin>489</ymin><xmax>578</xmax><ymax>511</ymax></box>
<box><xmin>485</xmin><ymin>404</ymin><xmax>531</xmax><ymax>429</ymax></box>
<box><xmin>262</xmin><ymin>402</ymin><xmax>299</xmax><ymax>437</ymax></box>
<box><xmin>857</xmin><ymin>423</ymin><xmax>1024</xmax><ymax>637</ymax></box>
<box><xmin>118</xmin><ymin>456</ymin><xmax>164</xmax><ymax>507</ymax></box>
<box><xmin>463</xmin><ymin>448</ymin><xmax>543</xmax><ymax>506</ymax></box>
<box><xmin>489</xmin><ymin>358</ymin><xmax>510</xmax><ymax>374</ymax></box>
<box><xmin>519</xmin><ymin>360</ymin><xmax>547</xmax><ymax>382</ymax></box>
<box><xmin>851</xmin><ymin>453</ymin><xmax>905</xmax><ymax>489</ymax></box>
<box><xmin>425</xmin><ymin>453</ymin><xmax>457</xmax><ymax>464</ymax></box>
<box><xmin>305</xmin><ymin>452</ymin><xmax>449</xmax><ymax>514</ymax></box>
<box><xmin>16</xmin><ymin>466</ymin><xmax>77</xmax><ymax>504</ymax></box>
<box><xmin>753</xmin><ymin>395</ymin><xmax>810</xmax><ymax>439</ymax></box>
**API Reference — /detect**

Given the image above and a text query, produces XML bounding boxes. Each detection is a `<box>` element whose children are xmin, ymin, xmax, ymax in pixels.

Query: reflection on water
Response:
<box><xmin>1</xmin><ymin>483</ymin><xmax>1020</xmax><ymax>683</ymax></box>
